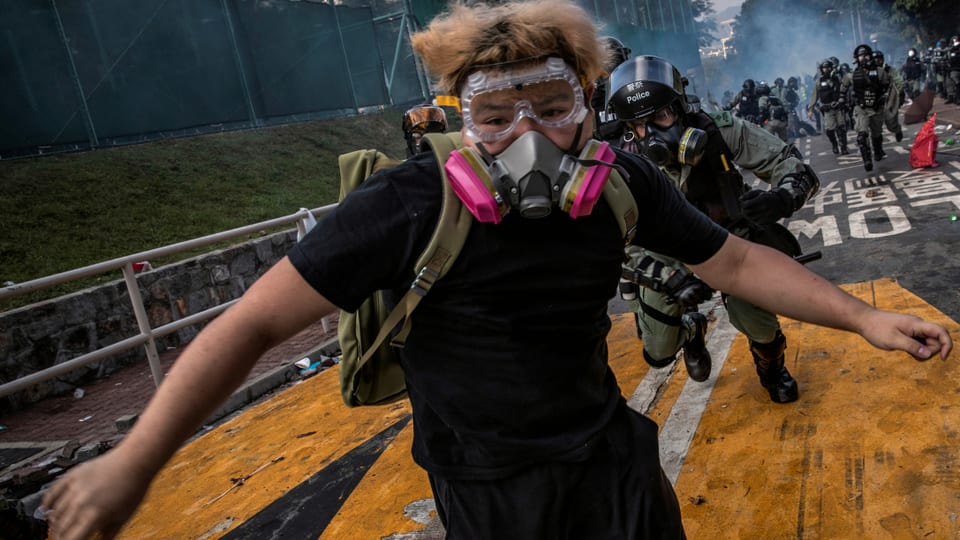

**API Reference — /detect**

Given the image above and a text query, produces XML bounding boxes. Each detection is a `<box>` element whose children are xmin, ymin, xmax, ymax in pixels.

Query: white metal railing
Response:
<box><xmin>0</xmin><ymin>204</ymin><xmax>336</xmax><ymax>399</ymax></box>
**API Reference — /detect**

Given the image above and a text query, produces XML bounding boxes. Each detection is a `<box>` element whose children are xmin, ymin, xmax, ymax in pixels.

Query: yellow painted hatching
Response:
<box><xmin>117</xmin><ymin>278</ymin><xmax>960</xmax><ymax>539</ymax></box>
<box><xmin>678</xmin><ymin>278</ymin><xmax>960</xmax><ymax>539</ymax></box>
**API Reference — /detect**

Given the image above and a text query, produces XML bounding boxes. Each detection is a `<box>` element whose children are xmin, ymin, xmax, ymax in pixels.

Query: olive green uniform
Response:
<box><xmin>626</xmin><ymin>111</ymin><xmax>811</xmax><ymax>363</ymax></box>
<box><xmin>840</xmin><ymin>65</ymin><xmax>895</xmax><ymax>171</ymax></box>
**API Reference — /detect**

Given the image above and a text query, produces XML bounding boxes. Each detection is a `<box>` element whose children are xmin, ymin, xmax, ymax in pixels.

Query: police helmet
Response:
<box><xmin>600</xmin><ymin>36</ymin><xmax>632</xmax><ymax>72</ymax></box>
<box><xmin>819</xmin><ymin>59</ymin><xmax>834</xmax><ymax>75</ymax></box>
<box><xmin>839</xmin><ymin>63</ymin><xmax>851</xmax><ymax>74</ymax></box>
<box><xmin>743</xmin><ymin>78</ymin><xmax>756</xmax><ymax>91</ymax></box>
<box><xmin>829</xmin><ymin>56</ymin><xmax>840</xmax><ymax>67</ymax></box>
<box><xmin>402</xmin><ymin>104</ymin><xmax>447</xmax><ymax>136</ymax></box>
<box><xmin>607</xmin><ymin>55</ymin><xmax>687</xmax><ymax>121</ymax></box>
<box><xmin>787</xmin><ymin>76</ymin><xmax>798</xmax><ymax>89</ymax></box>
<box><xmin>872</xmin><ymin>50</ymin><xmax>885</xmax><ymax>66</ymax></box>
<box><xmin>402</xmin><ymin>104</ymin><xmax>447</xmax><ymax>155</ymax></box>
<box><xmin>774</xmin><ymin>77</ymin><xmax>784</xmax><ymax>86</ymax></box>
<box><xmin>756</xmin><ymin>81</ymin><xmax>771</xmax><ymax>96</ymax></box>
<box><xmin>908</xmin><ymin>48</ymin><xmax>917</xmax><ymax>58</ymax></box>
<box><xmin>854</xmin><ymin>44</ymin><xmax>873</xmax><ymax>67</ymax></box>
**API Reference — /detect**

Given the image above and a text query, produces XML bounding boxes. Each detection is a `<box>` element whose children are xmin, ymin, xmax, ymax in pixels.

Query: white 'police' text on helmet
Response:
<box><xmin>607</xmin><ymin>55</ymin><xmax>686</xmax><ymax>121</ymax></box>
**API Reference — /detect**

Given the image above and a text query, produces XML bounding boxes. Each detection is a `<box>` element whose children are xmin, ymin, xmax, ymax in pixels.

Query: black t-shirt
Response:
<box><xmin>289</xmin><ymin>148</ymin><xmax>727</xmax><ymax>480</ymax></box>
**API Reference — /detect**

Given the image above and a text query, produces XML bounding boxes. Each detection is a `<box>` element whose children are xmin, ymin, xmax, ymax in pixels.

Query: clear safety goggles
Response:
<box><xmin>460</xmin><ymin>57</ymin><xmax>588</xmax><ymax>144</ymax></box>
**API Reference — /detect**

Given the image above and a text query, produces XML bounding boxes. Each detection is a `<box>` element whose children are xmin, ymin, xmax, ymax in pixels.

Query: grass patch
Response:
<box><xmin>0</xmin><ymin>107</ymin><xmax>445</xmax><ymax>311</ymax></box>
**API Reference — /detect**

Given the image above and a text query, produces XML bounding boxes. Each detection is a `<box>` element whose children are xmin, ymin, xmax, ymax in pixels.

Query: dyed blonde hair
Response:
<box><xmin>411</xmin><ymin>0</ymin><xmax>610</xmax><ymax>95</ymax></box>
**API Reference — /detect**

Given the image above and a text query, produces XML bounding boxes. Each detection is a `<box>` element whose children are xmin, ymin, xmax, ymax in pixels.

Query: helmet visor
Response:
<box><xmin>405</xmin><ymin>106</ymin><xmax>447</xmax><ymax>133</ymax></box>
<box><xmin>460</xmin><ymin>58</ymin><xmax>586</xmax><ymax>144</ymax></box>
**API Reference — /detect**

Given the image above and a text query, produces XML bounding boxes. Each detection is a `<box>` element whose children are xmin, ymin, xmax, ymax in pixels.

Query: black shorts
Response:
<box><xmin>428</xmin><ymin>404</ymin><xmax>686</xmax><ymax>539</ymax></box>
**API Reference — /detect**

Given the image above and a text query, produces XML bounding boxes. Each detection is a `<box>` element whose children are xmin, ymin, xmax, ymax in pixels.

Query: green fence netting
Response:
<box><xmin>1</xmin><ymin>0</ymin><xmax>701</xmax><ymax>159</ymax></box>
<box><xmin>0</xmin><ymin>0</ymin><xmax>427</xmax><ymax>159</ymax></box>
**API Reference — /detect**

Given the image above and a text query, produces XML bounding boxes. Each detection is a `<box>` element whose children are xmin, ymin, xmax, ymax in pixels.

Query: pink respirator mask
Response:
<box><xmin>444</xmin><ymin>131</ymin><xmax>617</xmax><ymax>223</ymax></box>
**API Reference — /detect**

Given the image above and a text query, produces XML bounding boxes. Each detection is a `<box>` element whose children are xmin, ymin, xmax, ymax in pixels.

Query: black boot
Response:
<box><xmin>826</xmin><ymin>129</ymin><xmax>839</xmax><ymax>154</ymax></box>
<box><xmin>838</xmin><ymin>129</ymin><xmax>849</xmax><ymax>154</ymax></box>
<box><xmin>873</xmin><ymin>136</ymin><xmax>886</xmax><ymax>161</ymax></box>
<box><xmin>894</xmin><ymin>128</ymin><xmax>904</xmax><ymax>142</ymax></box>
<box><xmin>858</xmin><ymin>132</ymin><xmax>873</xmax><ymax>171</ymax></box>
<box><xmin>681</xmin><ymin>311</ymin><xmax>711</xmax><ymax>382</ymax></box>
<box><xmin>749</xmin><ymin>330</ymin><xmax>799</xmax><ymax>404</ymax></box>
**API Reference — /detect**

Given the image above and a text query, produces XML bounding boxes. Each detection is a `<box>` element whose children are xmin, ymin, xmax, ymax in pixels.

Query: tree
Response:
<box><xmin>691</xmin><ymin>0</ymin><xmax>718</xmax><ymax>48</ymax></box>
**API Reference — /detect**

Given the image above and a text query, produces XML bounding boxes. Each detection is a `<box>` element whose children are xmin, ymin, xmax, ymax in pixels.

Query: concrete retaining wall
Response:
<box><xmin>0</xmin><ymin>231</ymin><xmax>298</xmax><ymax>412</ymax></box>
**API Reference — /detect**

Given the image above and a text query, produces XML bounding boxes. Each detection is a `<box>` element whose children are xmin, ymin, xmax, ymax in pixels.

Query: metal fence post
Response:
<box><xmin>121</xmin><ymin>262</ymin><xmax>164</xmax><ymax>387</ymax></box>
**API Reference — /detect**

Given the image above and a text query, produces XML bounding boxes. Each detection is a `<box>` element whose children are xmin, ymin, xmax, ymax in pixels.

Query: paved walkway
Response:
<box><xmin>0</xmin><ymin>316</ymin><xmax>338</xmax><ymax>447</ymax></box>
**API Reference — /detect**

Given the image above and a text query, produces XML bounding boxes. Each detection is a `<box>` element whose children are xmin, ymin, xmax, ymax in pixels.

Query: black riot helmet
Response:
<box><xmin>756</xmin><ymin>81</ymin><xmax>771</xmax><ymax>96</ymax></box>
<box><xmin>854</xmin><ymin>43</ymin><xmax>873</xmax><ymax>67</ymax></box>
<box><xmin>608</xmin><ymin>55</ymin><xmax>687</xmax><ymax>121</ymax></box>
<box><xmin>839</xmin><ymin>62</ymin><xmax>851</xmax><ymax>75</ymax></box>
<box><xmin>908</xmin><ymin>48</ymin><xmax>918</xmax><ymax>58</ymax></box>
<box><xmin>607</xmin><ymin>55</ymin><xmax>706</xmax><ymax>167</ymax></box>
<box><xmin>819</xmin><ymin>59</ymin><xmax>834</xmax><ymax>77</ymax></box>
<box><xmin>872</xmin><ymin>50</ymin><xmax>885</xmax><ymax>66</ymax></box>
<box><xmin>787</xmin><ymin>76</ymin><xmax>798</xmax><ymax>89</ymax></box>
<box><xmin>600</xmin><ymin>36</ymin><xmax>632</xmax><ymax>72</ymax></box>
<box><xmin>829</xmin><ymin>56</ymin><xmax>840</xmax><ymax>67</ymax></box>
<box><xmin>742</xmin><ymin>78</ymin><xmax>756</xmax><ymax>95</ymax></box>
<box><xmin>773</xmin><ymin>77</ymin><xmax>784</xmax><ymax>87</ymax></box>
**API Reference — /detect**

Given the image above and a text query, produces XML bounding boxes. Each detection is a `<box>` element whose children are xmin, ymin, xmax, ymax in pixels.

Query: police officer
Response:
<box><xmin>725</xmin><ymin>79</ymin><xmax>761</xmax><ymax>124</ymax></box>
<box><xmin>757</xmin><ymin>81</ymin><xmax>789</xmax><ymax>142</ymax></box>
<box><xmin>609</xmin><ymin>55</ymin><xmax>820</xmax><ymax>403</ymax></box>
<box><xmin>401</xmin><ymin>104</ymin><xmax>448</xmax><ymax>156</ymax></box>
<box><xmin>809</xmin><ymin>59</ymin><xmax>849</xmax><ymax>155</ymax></box>
<box><xmin>933</xmin><ymin>39</ymin><xmax>949</xmax><ymax>98</ymax></box>
<box><xmin>771</xmin><ymin>77</ymin><xmax>786</xmax><ymax>101</ymax></box>
<box><xmin>901</xmin><ymin>48</ymin><xmax>924</xmax><ymax>99</ymax></box>
<box><xmin>873</xmin><ymin>50</ymin><xmax>905</xmax><ymax>143</ymax></box>
<box><xmin>841</xmin><ymin>44</ymin><xmax>895</xmax><ymax>172</ymax></box>
<box><xmin>946</xmin><ymin>36</ymin><xmax>960</xmax><ymax>104</ymax></box>
<box><xmin>592</xmin><ymin>36</ymin><xmax>632</xmax><ymax>145</ymax></box>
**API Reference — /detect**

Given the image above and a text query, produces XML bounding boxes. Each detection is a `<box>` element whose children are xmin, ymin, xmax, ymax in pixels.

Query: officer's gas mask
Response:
<box><xmin>446</xmin><ymin>58</ymin><xmax>617</xmax><ymax>223</ymax></box>
<box><xmin>625</xmin><ymin>105</ymin><xmax>706</xmax><ymax>168</ymax></box>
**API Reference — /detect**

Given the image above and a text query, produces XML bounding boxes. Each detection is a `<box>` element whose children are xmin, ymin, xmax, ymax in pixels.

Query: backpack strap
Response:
<box><xmin>357</xmin><ymin>133</ymin><xmax>471</xmax><ymax>363</ymax></box>
<box><xmin>602</xmin><ymin>169</ymin><xmax>638</xmax><ymax>245</ymax></box>
<box><xmin>337</xmin><ymin>149</ymin><xmax>395</xmax><ymax>202</ymax></box>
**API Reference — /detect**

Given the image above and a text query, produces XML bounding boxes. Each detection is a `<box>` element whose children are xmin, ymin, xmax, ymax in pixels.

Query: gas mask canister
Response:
<box><xmin>640</xmin><ymin>113</ymin><xmax>707</xmax><ymax>167</ymax></box>
<box><xmin>444</xmin><ymin>57</ymin><xmax>618</xmax><ymax>223</ymax></box>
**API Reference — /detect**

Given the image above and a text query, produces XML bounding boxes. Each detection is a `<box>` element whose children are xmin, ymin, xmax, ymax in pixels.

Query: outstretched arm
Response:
<box><xmin>42</xmin><ymin>257</ymin><xmax>336</xmax><ymax>540</ymax></box>
<box><xmin>691</xmin><ymin>234</ymin><xmax>952</xmax><ymax>360</ymax></box>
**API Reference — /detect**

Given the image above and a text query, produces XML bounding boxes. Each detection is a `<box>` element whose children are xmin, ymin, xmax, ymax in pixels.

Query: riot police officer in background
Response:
<box><xmin>757</xmin><ymin>81</ymin><xmax>789</xmax><ymax>142</ymax></box>
<box><xmin>771</xmin><ymin>77</ymin><xmax>786</xmax><ymax>101</ymax></box>
<box><xmin>401</xmin><ymin>104</ymin><xmax>448</xmax><ymax>156</ymax></box>
<box><xmin>609</xmin><ymin>55</ymin><xmax>820</xmax><ymax>403</ymax></box>
<box><xmin>841</xmin><ymin>44</ymin><xmax>895</xmax><ymax>172</ymax></box>
<box><xmin>592</xmin><ymin>36</ymin><xmax>632</xmax><ymax>144</ymax></box>
<box><xmin>873</xmin><ymin>50</ymin><xmax>905</xmax><ymax>143</ymax></box>
<box><xmin>809</xmin><ymin>59</ymin><xmax>849</xmax><ymax>155</ymax></box>
<box><xmin>901</xmin><ymin>48</ymin><xmax>924</xmax><ymax>99</ymax></box>
<box><xmin>725</xmin><ymin>79</ymin><xmax>761</xmax><ymax>124</ymax></box>
<box><xmin>933</xmin><ymin>39</ymin><xmax>949</xmax><ymax>98</ymax></box>
<box><xmin>947</xmin><ymin>36</ymin><xmax>960</xmax><ymax>104</ymax></box>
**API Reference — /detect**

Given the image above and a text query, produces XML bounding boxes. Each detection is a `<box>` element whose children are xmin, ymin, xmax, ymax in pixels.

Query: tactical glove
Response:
<box><xmin>740</xmin><ymin>188</ymin><xmax>794</xmax><ymax>226</ymax></box>
<box><xmin>662</xmin><ymin>272</ymin><xmax>715</xmax><ymax>307</ymax></box>
<box><xmin>623</xmin><ymin>255</ymin><xmax>715</xmax><ymax>309</ymax></box>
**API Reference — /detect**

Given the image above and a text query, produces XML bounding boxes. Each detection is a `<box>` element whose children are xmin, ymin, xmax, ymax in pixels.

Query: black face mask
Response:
<box><xmin>642</xmin><ymin>117</ymin><xmax>707</xmax><ymax>167</ymax></box>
